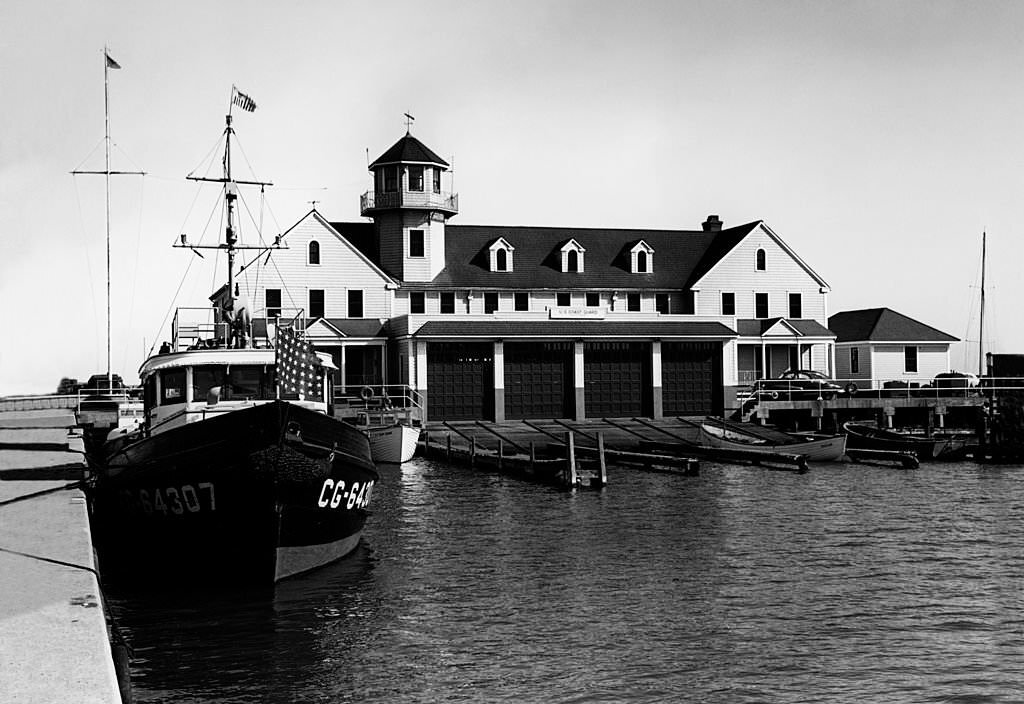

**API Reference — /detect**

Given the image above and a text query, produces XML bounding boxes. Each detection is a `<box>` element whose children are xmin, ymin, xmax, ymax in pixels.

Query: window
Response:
<box><xmin>627</xmin><ymin>293</ymin><xmax>641</xmax><ymax>312</ymax></box>
<box><xmin>309</xmin><ymin>289</ymin><xmax>324</xmax><ymax>319</ymax></box>
<box><xmin>348</xmin><ymin>290</ymin><xmax>363</xmax><ymax>318</ymax></box>
<box><xmin>496</xmin><ymin>249</ymin><xmax>508</xmax><ymax>271</ymax></box>
<box><xmin>789</xmin><ymin>293</ymin><xmax>802</xmax><ymax>319</ymax></box>
<box><xmin>409</xmin><ymin>229</ymin><xmax>425</xmax><ymax>258</ymax></box>
<box><xmin>433</xmin><ymin>168</ymin><xmax>441</xmax><ymax>193</ymax></box>
<box><xmin>160</xmin><ymin>369</ymin><xmax>186</xmax><ymax>405</ymax></box>
<box><xmin>408</xmin><ymin>165</ymin><xmax>424</xmax><ymax>192</ymax></box>
<box><xmin>655</xmin><ymin>293</ymin><xmax>669</xmax><ymax>313</ymax></box>
<box><xmin>586</xmin><ymin>292</ymin><xmax>600</xmax><ymax>307</ymax></box>
<box><xmin>484</xmin><ymin>292</ymin><xmax>498</xmax><ymax>314</ymax></box>
<box><xmin>308</xmin><ymin>241</ymin><xmax>320</xmax><ymax>265</ymax></box>
<box><xmin>410</xmin><ymin>291</ymin><xmax>425</xmax><ymax>314</ymax></box>
<box><xmin>440</xmin><ymin>291</ymin><xmax>455</xmax><ymax>314</ymax></box>
<box><xmin>265</xmin><ymin>289</ymin><xmax>281</xmax><ymax>318</ymax></box>
<box><xmin>567</xmin><ymin>250</ymin><xmax>579</xmax><ymax>272</ymax></box>
<box><xmin>721</xmin><ymin>292</ymin><xmax>735</xmax><ymax>316</ymax></box>
<box><xmin>755</xmin><ymin>292</ymin><xmax>769</xmax><ymax>319</ymax></box>
<box><xmin>637</xmin><ymin>251</ymin><xmax>648</xmax><ymax>273</ymax></box>
<box><xmin>904</xmin><ymin>346</ymin><xmax>918</xmax><ymax>373</ymax></box>
<box><xmin>557</xmin><ymin>292</ymin><xmax>571</xmax><ymax>307</ymax></box>
<box><xmin>851</xmin><ymin>347</ymin><xmax>860</xmax><ymax>374</ymax></box>
<box><xmin>682</xmin><ymin>290</ymin><xmax>695</xmax><ymax>315</ymax></box>
<box><xmin>384</xmin><ymin>167</ymin><xmax>398</xmax><ymax>192</ymax></box>
<box><xmin>756</xmin><ymin>249</ymin><xmax>766</xmax><ymax>271</ymax></box>
<box><xmin>514</xmin><ymin>292</ymin><xmax>529</xmax><ymax>311</ymax></box>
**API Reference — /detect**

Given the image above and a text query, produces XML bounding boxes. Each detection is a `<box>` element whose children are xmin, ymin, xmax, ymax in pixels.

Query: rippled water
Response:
<box><xmin>108</xmin><ymin>459</ymin><xmax>1024</xmax><ymax>703</ymax></box>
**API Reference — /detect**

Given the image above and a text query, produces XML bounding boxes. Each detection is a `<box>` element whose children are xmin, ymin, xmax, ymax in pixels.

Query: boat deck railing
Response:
<box><xmin>334</xmin><ymin>384</ymin><xmax>424</xmax><ymax>426</ymax></box>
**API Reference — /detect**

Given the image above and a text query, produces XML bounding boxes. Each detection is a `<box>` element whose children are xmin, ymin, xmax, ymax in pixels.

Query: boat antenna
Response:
<box><xmin>70</xmin><ymin>47</ymin><xmax>145</xmax><ymax>393</ymax></box>
<box><xmin>979</xmin><ymin>230</ymin><xmax>986</xmax><ymax>377</ymax></box>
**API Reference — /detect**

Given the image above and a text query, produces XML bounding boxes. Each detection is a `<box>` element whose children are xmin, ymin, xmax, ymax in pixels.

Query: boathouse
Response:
<box><xmin>249</xmin><ymin>129</ymin><xmax>838</xmax><ymax>422</ymax></box>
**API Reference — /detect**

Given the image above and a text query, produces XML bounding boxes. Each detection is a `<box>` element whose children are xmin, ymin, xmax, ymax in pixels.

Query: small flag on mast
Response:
<box><xmin>276</xmin><ymin>326</ymin><xmax>318</xmax><ymax>400</ymax></box>
<box><xmin>233</xmin><ymin>88</ymin><xmax>257</xmax><ymax>113</ymax></box>
<box><xmin>105</xmin><ymin>52</ymin><xmax>121</xmax><ymax>70</ymax></box>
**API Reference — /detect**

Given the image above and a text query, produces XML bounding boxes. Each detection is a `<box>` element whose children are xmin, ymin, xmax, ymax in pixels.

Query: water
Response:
<box><xmin>108</xmin><ymin>459</ymin><xmax>1024</xmax><ymax>703</ymax></box>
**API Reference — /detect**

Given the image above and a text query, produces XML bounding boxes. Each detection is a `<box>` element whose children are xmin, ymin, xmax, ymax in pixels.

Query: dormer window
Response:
<box><xmin>488</xmin><ymin>237</ymin><xmax>515</xmax><ymax>272</ymax></box>
<box><xmin>630</xmin><ymin>241</ymin><xmax>654</xmax><ymax>274</ymax></box>
<box><xmin>560</xmin><ymin>239</ymin><xmax>585</xmax><ymax>273</ymax></box>
<box><xmin>756</xmin><ymin>248</ymin><xmax>766</xmax><ymax>271</ymax></box>
<box><xmin>308</xmin><ymin>240</ymin><xmax>320</xmax><ymax>265</ymax></box>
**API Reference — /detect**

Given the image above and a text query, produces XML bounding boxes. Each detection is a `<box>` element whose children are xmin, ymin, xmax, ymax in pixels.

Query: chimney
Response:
<box><xmin>702</xmin><ymin>215</ymin><xmax>722</xmax><ymax>232</ymax></box>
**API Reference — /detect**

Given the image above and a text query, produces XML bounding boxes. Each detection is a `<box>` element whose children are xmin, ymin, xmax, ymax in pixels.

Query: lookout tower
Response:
<box><xmin>361</xmin><ymin>128</ymin><xmax>458</xmax><ymax>281</ymax></box>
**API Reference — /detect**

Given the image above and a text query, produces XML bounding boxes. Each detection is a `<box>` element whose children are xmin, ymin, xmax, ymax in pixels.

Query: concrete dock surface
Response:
<box><xmin>0</xmin><ymin>409</ymin><xmax>121</xmax><ymax>704</ymax></box>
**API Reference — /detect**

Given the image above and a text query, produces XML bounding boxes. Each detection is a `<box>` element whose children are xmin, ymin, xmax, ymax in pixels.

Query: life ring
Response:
<box><xmin>769</xmin><ymin>390</ymin><xmax>780</xmax><ymax>400</ymax></box>
<box><xmin>359</xmin><ymin>386</ymin><xmax>374</xmax><ymax>401</ymax></box>
<box><xmin>844</xmin><ymin>382</ymin><xmax>858</xmax><ymax>396</ymax></box>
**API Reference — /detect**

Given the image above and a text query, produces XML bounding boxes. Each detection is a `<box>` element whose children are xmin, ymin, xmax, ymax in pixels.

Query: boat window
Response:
<box><xmin>228</xmin><ymin>365</ymin><xmax>274</xmax><ymax>400</ymax></box>
<box><xmin>160</xmin><ymin>369</ymin><xmax>186</xmax><ymax>405</ymax></box>
<box><xmin>144</xmin><ymin>374</ymin><xmax>158</xmax><ymax>409</ymax></box>
<box><xmin>192</xmin><ymin>365</ymin><xmax>226</xmax><ymax>403</ymax></box>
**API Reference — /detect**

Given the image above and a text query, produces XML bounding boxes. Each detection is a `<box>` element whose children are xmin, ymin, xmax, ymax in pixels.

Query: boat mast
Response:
<box><xmin>71</xmin><ymin>48</ymin><xmax>144</xmax><ymax>393</ymax></box>
<box><xmin>979</xmin><ymin>230</ymin><xmax>986</xmax><ymax>377</ymax></box>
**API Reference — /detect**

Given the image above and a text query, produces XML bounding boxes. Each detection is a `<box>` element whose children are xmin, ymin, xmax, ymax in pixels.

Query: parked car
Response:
<box><xmin>753</xmin><ymin>370</ymin><xmax>846</xmax><ymax>401</ymax></box>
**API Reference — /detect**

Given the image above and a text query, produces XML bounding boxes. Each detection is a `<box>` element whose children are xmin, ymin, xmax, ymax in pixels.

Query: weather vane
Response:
<box><xmin>404</xmin><ymin>112</ymin><xmax>415</xmax><ymax>134</ymax></box>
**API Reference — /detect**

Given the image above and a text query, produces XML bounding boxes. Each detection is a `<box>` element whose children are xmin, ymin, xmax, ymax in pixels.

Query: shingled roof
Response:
<box><xmin>828</xmin><ymin>308</ymin><xmax>958</xmax><ymax>343</ymax></box>
<box><xmin>369</xmin><ymin>134</ymin><xmax>449</xmax><ymax>168</ymax></box>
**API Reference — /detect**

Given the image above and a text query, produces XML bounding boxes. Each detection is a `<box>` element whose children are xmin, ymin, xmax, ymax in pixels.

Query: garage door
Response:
<box><xmin>584</xmin><ymin>341</ymin><xmax>650</xmax><ymax>417</ymax></box>
<box><xmin>504</xmin><ymin>342</ymin><xmax>573</xmax><ymax>419</ymax></box>
<box><xmin>427</xmin><ymin>342</ymin><xmax>494</xmax><ymax>421</ymax></box>
<box><xmin>662</xmin><ymin>341</ymin><xmax>722</xmax><ymax>416</ymax></box>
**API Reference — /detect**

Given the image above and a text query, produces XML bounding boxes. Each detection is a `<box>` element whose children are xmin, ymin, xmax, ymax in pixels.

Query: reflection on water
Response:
<box><xmin>108</xmin><ymin>459</ymin><xmax>1024</xmax><ymax>703</ymax></box>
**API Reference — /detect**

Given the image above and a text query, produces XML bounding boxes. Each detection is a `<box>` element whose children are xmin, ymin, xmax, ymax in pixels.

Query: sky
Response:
<box><xmin>2</xmin><ymin>0</ymin><xmax>1022</xmax><ymax>395</ymax></box>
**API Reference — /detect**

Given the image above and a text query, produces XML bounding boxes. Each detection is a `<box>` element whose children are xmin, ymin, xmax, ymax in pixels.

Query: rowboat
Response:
<box><xmin>842</xmin><ymin>422</ymin><xmax>951</xmax><ymax>460</ymax></box>
<box><xmin>699</xmin><ymin>421</ymin><xmax>846</xmax><ymax>461</ymax></box>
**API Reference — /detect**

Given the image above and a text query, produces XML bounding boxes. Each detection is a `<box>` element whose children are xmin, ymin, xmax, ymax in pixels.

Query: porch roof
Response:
<box><xmin>736</xmin><ymin>318</ymin><xmax>835</xmax><ymax>338</ymax></box>
<box><xmin>413</xmin><ymin>320</ymin><xmax>736</xmax><ymax>339</ymax></box>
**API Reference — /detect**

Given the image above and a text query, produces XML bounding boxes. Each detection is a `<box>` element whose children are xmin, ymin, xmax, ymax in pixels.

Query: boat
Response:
<box><xmin>698</xmin><ymin>419</ymin><xmax>847</xmax><ymax>461</ymax></box>
<box><xmin>842</xmin><ymin>422</ymin><xmax>950</xmax><ymax>460</ymax></box>
<box><xmin>351</xmin><ymin>387</ymin><xmax>420</xmax><ymax>463</ymax></box>
<box><xmin>87</xmin><ymin>89</ymin><xmax>379</xmax><ymax>586</ymax></box>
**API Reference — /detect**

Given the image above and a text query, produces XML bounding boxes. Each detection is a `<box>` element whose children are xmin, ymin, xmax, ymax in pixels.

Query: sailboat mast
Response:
<box><xmin>979</xmin><ymin>230</ymin><xmax>986</xmax><ymax>377</ymax></box>
<box><xmin>104</xmin><ymin>50</ymin><xmax>113</xmax><ymax>393</ymax></box>
<box><xmin>224</xmin><ymin>113</ymin><xmax>237</xmax><ymax>303</ymax></box>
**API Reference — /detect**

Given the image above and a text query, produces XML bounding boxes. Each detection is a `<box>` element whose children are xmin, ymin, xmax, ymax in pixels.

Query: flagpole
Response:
<box><xmin>104</xmin><ymin>47</ymin><xmax>112</xmax><ymax>393</ymax></box>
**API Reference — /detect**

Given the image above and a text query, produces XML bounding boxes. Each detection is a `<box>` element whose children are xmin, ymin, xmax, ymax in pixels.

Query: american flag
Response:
<box><xmin>232</xmin><ymin>88</ymin><xmax>257</xmax><ymax>113</ymax></box>
<box><xmin>276</xmin><ymin>326</ymin><xmax>317</xmax><ymax>400</ymax></box>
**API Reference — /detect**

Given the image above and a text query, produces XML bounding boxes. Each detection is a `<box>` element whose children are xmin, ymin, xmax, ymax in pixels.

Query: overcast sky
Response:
<box><xmin>1</xmin><ymin>0</ymin><xmax>1020</xmax><ymax>394</ymax></box>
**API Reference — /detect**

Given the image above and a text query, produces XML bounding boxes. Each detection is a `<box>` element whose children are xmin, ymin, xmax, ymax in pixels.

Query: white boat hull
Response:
<box><xmin>700</xmin><ymin>425</ymin><xmax>847</xmax><ymax>462</ymax></box>
<box><xmin>365</xmin><ymin>424</ymin><xmax>420</xmax><ymax>463</ymax></box>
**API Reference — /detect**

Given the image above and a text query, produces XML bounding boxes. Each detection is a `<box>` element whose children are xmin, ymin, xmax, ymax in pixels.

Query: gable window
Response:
<box><xmin>410</xmin><ymin>291</ymin><xmax>425</xmax><ymax>314</ymax></box>
<box><xmin>408</xmin><ymin>165</ymin><xmax>424</xmax><ymax>192</ymax></box>
<box><xmin>433</xmin><ymin>168</ymin><xmax>441</xmax><ymax>193</ymax></box>
<box><xmin>627</xmin><ymin>293</ymin><xmax>641</xmax><ymax>312</ymax></box>
<box><xmin>308</xmin><ymin>240</ymin><xmax>320</xmax><ymax>265</ymax></box>
<box><xmin>789</xmin><ymin>293</ymin><xmax>802</xmax><ymax>319</ymax></box>
<box><xmin>440</xmin><ymin>291</ymin><xmax>455</xmax><ymax>314</ymax></box>
<box><xmin>348</xmin><ymin>290</ymin><xmax>363</xmax><ymax>318</ymax></box>
<box><xmin>309</xmin><ymin>289</ymin><xmax>324</xmax><ymax>319</ymax></box>
<box><xmin>265</xmin><ymin>289</ymin><xmax>281</xmax><ymax>318</ymax></box>
<box><xmin>409</xmin><ymin>229</ymin><xmax>425</xmax><ymax>258</ymax></box>
<box><xmin>586</xmin><ymin>292</ymin><xmax>600</xmax><ymax>307</ymax></box>
<box><xmin>637</xmin><ymin>251</ymin><xmax>648</xmax><ymax>273</ymax></box>
<box><xmin>721</xmin><ymin>292</ymin><xmax>735</xmax><ymax>316</ymax></box>
<box><xmin>755</xmin><ymin>292</ymin><xmax>769</xmax><ymax>319</ymax></box>
<box><xmin>756</xmin><ymin>249</ymin><xmax>766</xmax><ymax>271</ymax></box>
<box><xmin>384</xmin><ymin>167</ymin><xmax>398</xmax><ymax>193</ymax></box>
<box><xmin>851</xmin><ymin>347</ymin><xmax>860</xmax><ymax>374</ymax></box>
<box><xmin>514</xmin><ymin>292</ymin><xmax>529</xmax><ymax>312</ymax></box>
<box><xmin>655</xmin><ymin>293</ymin><xmax>669</xmax><ymax>314</ymax></box>
<box><xmin>496</xmin><ymin>249</ymin><xmax>508</xmax><ymax>271</ymax></box>
<box><xmin>484</xmin><ymin>292</ymin><xmax>498</xmax><ymax>314</ymax></box>
<box><xmin>904</xmin><ymin>346</ymin><xmax>918</xmax><ymax>373</ymax></box>
<box><xmin>567</xmin><ymin>250</ymin><xmax>579</xmax><ymax>272</ymax></box>
<box><xmin>557</xmin><ymin>292</ymin><xmax>571</xmax><ymax>307</ymax></box>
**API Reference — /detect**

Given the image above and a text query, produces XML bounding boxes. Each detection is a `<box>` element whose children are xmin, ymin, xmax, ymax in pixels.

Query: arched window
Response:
<box><xmin>637</xmin><ymin>251</ymin><xmax>648</xmax><ymax>273</ymax></box>
<box><xmin>756</xmin><ymin>248</ymin><xmax>766</xmax><ymax>271</ymax></box>
<box><xmin>308</xmin><ymin>241</ymin><xmax>320</xmax><ymax>265</ymax></box>
<box><xmin>496</xmin><ymin>248</ymin><xmax>507</xmax><ymax>271</ymax></box>
<box><xmin>567</xmin><ymin>250</ymin><xmax>579</xmax><ymax>272</ymax></box>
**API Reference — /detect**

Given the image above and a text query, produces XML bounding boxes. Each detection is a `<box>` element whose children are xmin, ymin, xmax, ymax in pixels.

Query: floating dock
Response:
<box><xmin>0</xmin><ymin>409</ymin><xmax>123</xmax><ymax>704</ymax></box>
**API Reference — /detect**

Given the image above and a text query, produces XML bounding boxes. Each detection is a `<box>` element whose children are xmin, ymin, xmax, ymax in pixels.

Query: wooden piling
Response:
<box><xmin>565</xmin><ymin>431</ymin><xmax>577</xmax><ymax>487</ymax></box>
<box><xmin>498</xmin><ymin>439</ymin><xmax>504</xmax><ymax>470</ymax></box>
<box><xmin>530</xmin><ymin>441</ymin><xmax>536</xmax><ymax>473</ymax></box>
<box><xmin>471</xmin><ymin>436</ymin><xmax>477</xmax><ymax>467</ymax></box>
<box><xmin>596</xmin><ymin>432</ymin><xmax>608</xmax><ymax>487</ymax></box>
<box><xmin>446</xmin><ymin>432</ymin><xmax>452</xmax><ymax>460</ymax></box>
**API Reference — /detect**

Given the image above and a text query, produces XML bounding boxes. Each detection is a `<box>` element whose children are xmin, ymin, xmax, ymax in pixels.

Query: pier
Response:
<box><xmin>0</xmin><ymin>409</ymin><xmax>122</xmax><ymax>704</ymax></box>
